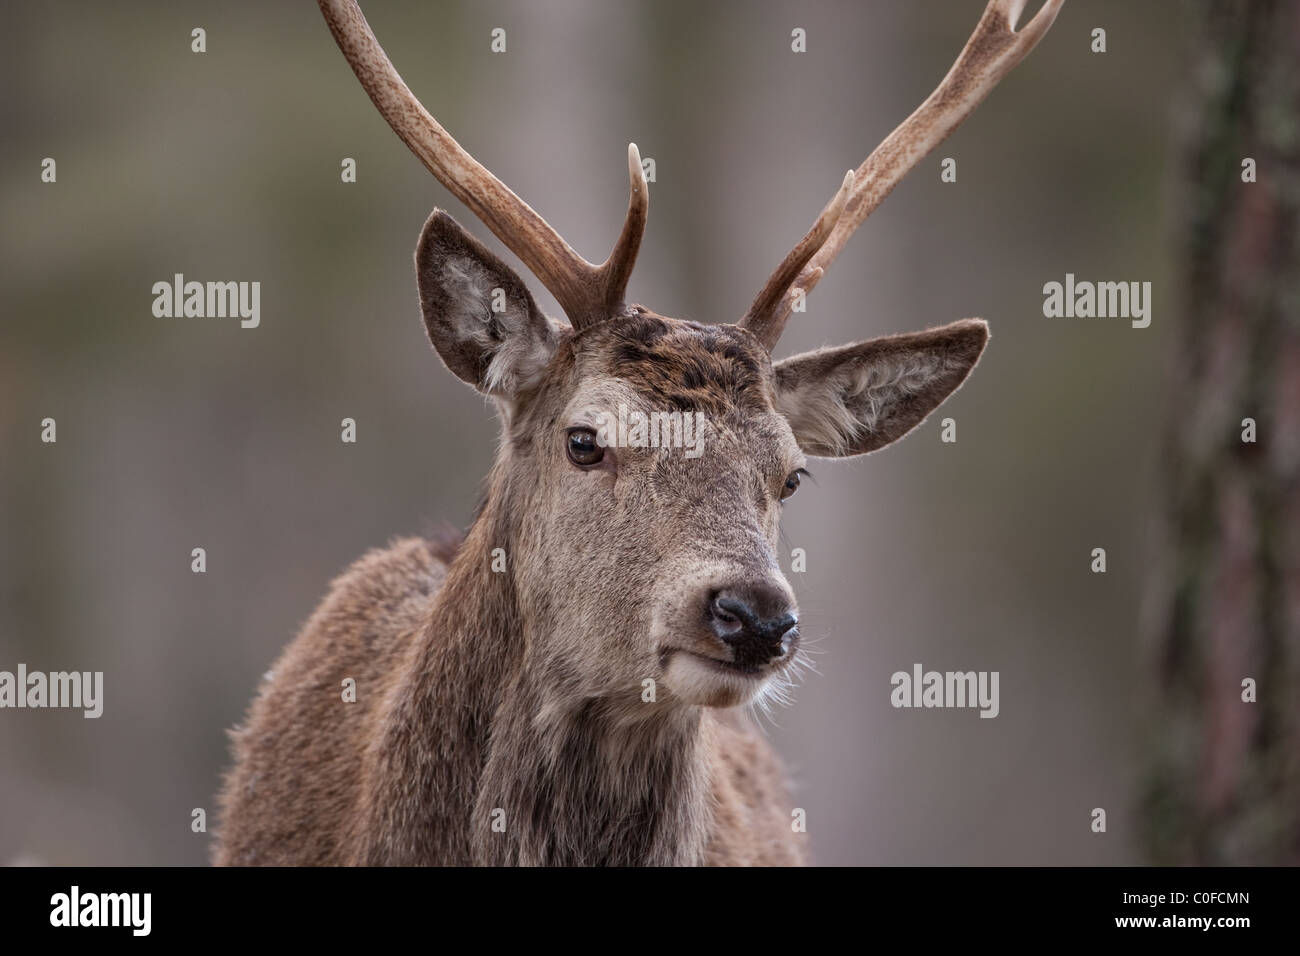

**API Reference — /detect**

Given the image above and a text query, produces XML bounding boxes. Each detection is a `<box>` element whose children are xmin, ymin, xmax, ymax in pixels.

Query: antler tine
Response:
<box><xmin>595</xmin><ymin>143</ymin><xmax>650</xmax><ymax>318</ymax></box>
<box><xmin>739</xmin><ymin>0</ymin><xmax>1064</xmax><ymax>350</ymax></box>
<box><xmin>318</xmin><ymin>0</ymin><xmax>647</xmax><ymax>330</ymax></box>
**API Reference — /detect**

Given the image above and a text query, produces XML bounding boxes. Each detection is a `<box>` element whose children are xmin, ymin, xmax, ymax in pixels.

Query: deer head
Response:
<box><xmin>318</xmin><ymin>0</ymin><xmax>1061</xmax><ymax>713</ymax></box>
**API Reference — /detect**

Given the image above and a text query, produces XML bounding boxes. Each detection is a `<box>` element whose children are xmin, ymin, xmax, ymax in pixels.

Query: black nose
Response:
<box><xmin>707</xmin><ymin>586</ymin><xmax>798</xmax><ymax>665</ymax></box>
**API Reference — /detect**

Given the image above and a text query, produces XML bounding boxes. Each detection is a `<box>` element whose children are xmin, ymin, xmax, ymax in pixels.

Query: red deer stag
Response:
<box><xmin>215</xmin><ymin>0</ymin><xmax>1062</xmax><ymax>866</ymax></box>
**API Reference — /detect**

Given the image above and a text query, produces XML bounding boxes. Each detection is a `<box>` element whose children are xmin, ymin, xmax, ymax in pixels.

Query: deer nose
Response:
<box><xmin>707</xmin><ymin>586</ymin><xmax>798</xmax><ymax>663</ymax></box>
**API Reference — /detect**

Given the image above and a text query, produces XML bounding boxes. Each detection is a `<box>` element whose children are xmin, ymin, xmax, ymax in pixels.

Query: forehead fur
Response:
<box><xmin>571</xmin><ymin>309</ymin><xmax>775</xmax><ymax>415</ymax></box>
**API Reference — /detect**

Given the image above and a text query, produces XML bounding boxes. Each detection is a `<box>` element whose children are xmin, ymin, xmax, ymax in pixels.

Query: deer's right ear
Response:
<box><xmin>415</xmin><ymin>209</ymin><xmax>558</xmax><ymax>397</ymax></box>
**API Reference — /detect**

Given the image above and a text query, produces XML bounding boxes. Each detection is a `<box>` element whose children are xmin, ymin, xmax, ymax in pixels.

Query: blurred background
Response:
<box><xmin>1</xmin><ymin>1</ymin><xmax>1290</xmax><ymax>866</ymax></box>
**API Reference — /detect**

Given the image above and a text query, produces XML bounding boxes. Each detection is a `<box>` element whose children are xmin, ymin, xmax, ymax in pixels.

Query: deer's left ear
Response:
<box><xmin>772</xmin><ymin>319</ymin><xmax>989</xmax><ymax>457</ymax></box>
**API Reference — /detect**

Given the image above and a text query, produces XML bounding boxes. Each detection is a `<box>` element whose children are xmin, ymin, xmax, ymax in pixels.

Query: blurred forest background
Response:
<box><xmin>0</xmin><ymin>1</ymin><xmax>1263</xmax><ymax>865</ymax></box>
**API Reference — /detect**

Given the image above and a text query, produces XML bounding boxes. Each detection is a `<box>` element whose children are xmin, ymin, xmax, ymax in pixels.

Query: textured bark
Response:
<box><xmin>1142</xmin><ymin>0</ymin><xmax>1300</xmax><ymax>864</ymax></box>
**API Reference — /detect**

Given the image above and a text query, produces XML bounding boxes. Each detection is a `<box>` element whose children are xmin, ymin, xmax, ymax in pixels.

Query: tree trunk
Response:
<box><xmin>1142</xmin><ymin>0</ymin><xmax>1300</xmax><ymax>865</ymax></box>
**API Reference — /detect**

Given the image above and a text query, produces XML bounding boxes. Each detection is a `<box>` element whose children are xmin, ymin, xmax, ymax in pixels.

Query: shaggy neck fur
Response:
<box><xmin>352</xmin><ymin>455</ymin><xmax>713</xmax><ymax>866</ymax></box>
<box><xmin>475</xmin><ymin>686</ymin><xmax>711</xmax><ymax>865</ymax></box>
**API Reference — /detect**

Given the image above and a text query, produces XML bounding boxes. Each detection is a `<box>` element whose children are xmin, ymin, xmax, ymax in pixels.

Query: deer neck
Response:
<box><xmin>409</xmin><ymin>463</ymin><xmax>714</xmax><ymax>866</ymax></box>
<box><xmin>474</xmin><ymin>674</ymin><xmax>713</xmax><ymax>866</ymax></box>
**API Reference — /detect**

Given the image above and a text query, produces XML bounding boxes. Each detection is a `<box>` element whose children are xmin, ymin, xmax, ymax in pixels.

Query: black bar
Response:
<box><xmin>0</xmin><ymin>866</ymin><xmax>1280</xmax><ymax>942</ymax></box>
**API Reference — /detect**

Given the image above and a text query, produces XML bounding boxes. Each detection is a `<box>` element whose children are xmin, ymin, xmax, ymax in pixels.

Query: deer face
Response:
<box><xmin>525</xmin><ymin>313</ymin><xmax>804</xmax><ymax>710</ymax></box>
<box><xmin>318</xmin><ymin>0</ymin><xmax>1062</xmax><ymax>711</ymax></box>
<box><xmin>416</xmin><ymin>211</ymin><xmax>989</xmax><ymax>710</ymax></box>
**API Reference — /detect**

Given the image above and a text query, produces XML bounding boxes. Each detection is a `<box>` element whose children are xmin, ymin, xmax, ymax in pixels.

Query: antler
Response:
<box><xmin>318</xmin><ymin>0</ymin><xmax>647</xmax><ymax>331</ymax></box>
<box><xmin>739</xmin><ymin>0</ymin><xmax>1064</xmax><ymax>351</ymax></box>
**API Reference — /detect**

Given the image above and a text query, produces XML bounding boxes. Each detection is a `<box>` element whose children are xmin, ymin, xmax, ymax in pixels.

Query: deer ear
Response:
<box><xmin>772</xmin><ymin>319</ymin><xmax>988</xmax><ymax>457</ymax></box>
<box><xmin>415</xmin><ymin>209</ymin><xmax>558</xmax><ymax>397</ymax></box>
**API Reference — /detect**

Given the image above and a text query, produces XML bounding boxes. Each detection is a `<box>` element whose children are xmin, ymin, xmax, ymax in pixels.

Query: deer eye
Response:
<box><xmin>780</xmin><ymin>470</ymin><xmax>804</xmax><ymax>501</ymax></box>
<box><xmin>566</xmin><ymin>428</ymin><xmax>604</xmax><ymax>467</ymax></box>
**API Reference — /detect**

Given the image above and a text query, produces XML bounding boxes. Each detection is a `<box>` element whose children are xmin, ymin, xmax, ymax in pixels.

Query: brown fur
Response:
<box><xmin>236</xmin><ymin>0</ymin><xmax>1047</xmax><ymax>865</ymax></box>
<box><xmin>213</xmin><ymin>210</ymin><xmax>986</xmax><ymax>866</ymax></box>
<box><xmin>216</xmin><ymin>527</ymin><xmax>801</xmax><ymax>865</ymax></box>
